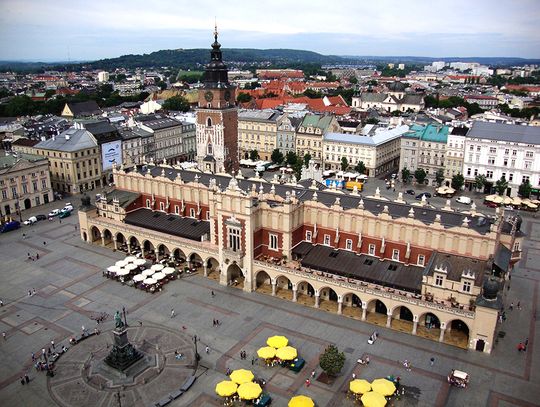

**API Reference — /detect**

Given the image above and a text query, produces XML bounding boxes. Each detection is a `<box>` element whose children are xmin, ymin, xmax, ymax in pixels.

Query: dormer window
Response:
<box><xmin>435</xmin><ymin>275</ymin><xmax>444</xmax><ymax>286</ymax></box>
<box><xmin>462</xmin><ymin>281</ymin><xmax>472</xmax><ymax>293</ymax></box>
<box><xmin>207</xmin><ymin>143</ymin><xmax>213</xmax><ymax>155</ymax></box>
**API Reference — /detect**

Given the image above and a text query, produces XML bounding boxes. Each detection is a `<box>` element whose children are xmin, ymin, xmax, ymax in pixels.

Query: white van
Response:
<box><xmin>456</xmin><ymin>196</ymin><xmax>472</xmax><ymax>205</ymax></box>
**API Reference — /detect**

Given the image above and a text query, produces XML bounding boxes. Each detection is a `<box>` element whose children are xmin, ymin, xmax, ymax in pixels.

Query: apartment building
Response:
<box><xmin>463</xmin><ymin>122</ymin><xmax>540</xmax><ymax>196</ymax></box>
<box><xmin>399</xmin><ymin>124</ymin><xmax>449</xmax><ymax>185</ymax></box>
<box><xmin>0</xmin><ymin>153</ymin><xmax>52</xmax><ymax>217</ymax></box>
<box><xmin>296</xmin><ymin>114</ymin><xmax>341</xmax><ymax>164</ymax></box>
<box><xmin>237</xmin><ymin>110</ymin><xmax>283</xmax><ymax>161</ymax></box>
<box><xmin>445</xmin><ymin>127</ymin><xmax>467</xmax><ymax>182</ymax></box>
<box><xmin>324</xmin><ymin>126</ymin><xmax>407</xmax><ymax>175</ymax></box>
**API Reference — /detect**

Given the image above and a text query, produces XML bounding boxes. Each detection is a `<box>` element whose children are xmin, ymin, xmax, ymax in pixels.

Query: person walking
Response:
<box><xmin>205</xmin><ymin>346</ymin><xmax>210</xmax><ymax>354</ymax></box>
<box><xmin>430</xmin><ymin>357</ymin><xmax>435</xmax><ymax>366</ymax></box>
<box><xmin>170</xmin><ymin>309</ymin><xmax>175</xmax><ymax>318</ymax></box>
<box><xmin>43</xmin><ymin>241</ymin><xmax>46</xmax><ymax>246</ymax></box>
<box><xmin>32</xmin><ymin>288</ymin><xmax>36</xmax><ymax>296</ymax></box>
<box><xmin>22</xmin><ymin>233</ymin><xmax>26</xmax><ymax>240</ymax></box>
<box><xmin>24</xmin><ymin>374</ymin><xmax>29</xmax><ymax>384</ymax></box>
<box><xmin>509</xmin><ymin>302</ymin><xmax>514</xmax><ymax>310</ymax></box>
<box><xmin>36</xmin><ymin>253</ymin><xmax>39</xmax><ymax>260</ymax></box>
<box><xmin>352</xmin><ymin>372</ymin><xmax>356</xmax><ymax>380</ymax></box>
<box><xmin>305</xmin><ymin>378</ymin><xmax>311</xmax><ymax>387</ymax></box>
<box><xmin>517</xmin><ymin>301</ymin><xmax>521</xmax><ymax>310</ymax></box>
<box><xmin>2</xmin><ymin>332</ymin><xmax>6</xmax><ymax>340</ymax></box>
<box><xmin>211</xmin><ymin>290</ymin><xmax>215</xmax><ymax>297</ymax></box>
<box><xmin>0</xmin><ymin>299</ymin><xmax>3</xmax><ymax>306</ymax></box>
<box><xmin>20</xmin><ymin>377</ymin><xmax>25</xmax><ymax>385</ymax></box>
<box><xmin>51</xmin><ymin>340</ymin><xmax>55</xmax><ymax>350</ymax></box>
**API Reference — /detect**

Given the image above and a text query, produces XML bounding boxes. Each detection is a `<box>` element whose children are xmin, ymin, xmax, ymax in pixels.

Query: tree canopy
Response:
<box><xmin>162</xmin><ymin>95</ymin><xmax>190</xmax><ymax>112</ymax></box>
<box><xmin>319</xmin><ymin>345</ymin><xmax>345</xmax><ymax>377</ymax></box>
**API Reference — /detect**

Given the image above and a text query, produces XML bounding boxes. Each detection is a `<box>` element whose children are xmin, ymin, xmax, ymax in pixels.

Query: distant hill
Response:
<box><xmin>1</xmin><ymin>48</ymin><xmax>538</xmax><ymax>72</ymax></box>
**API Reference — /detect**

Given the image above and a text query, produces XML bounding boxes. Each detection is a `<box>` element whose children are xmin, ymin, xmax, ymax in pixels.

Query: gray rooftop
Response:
<box><xmin>34</xmin><ymin>128</ymin><xmax>97</xmax><ymax>152</ymax></box>
<box><xmin>324</xmin><ymin>125</ymin><xmax>409</xmax><ymax>146</ymax></box>
<box><xmin>467</xmin><ymin>121</ymin><xmax>540</xmax><ymax>145</ymax></box>
<box><xmin>238</xmin><ymin>109</ymin><xmax>282</xmax><ymax>122</ymax></box>
<box><xmin>126</xmin><ymin>164</ymin><xmax>504</xmax><ymax>235</ymax></box>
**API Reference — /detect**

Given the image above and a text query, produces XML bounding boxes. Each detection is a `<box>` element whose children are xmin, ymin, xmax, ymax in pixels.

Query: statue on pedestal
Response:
<box><xmin>114</xmin><ymin>310</ymin><xmax>125</xmax><ymax>330</ymax></box>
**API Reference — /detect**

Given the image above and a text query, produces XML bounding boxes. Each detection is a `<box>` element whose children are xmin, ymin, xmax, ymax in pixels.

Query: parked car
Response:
<box><xmin>62</xmin><ymin>205</ymin><xmax>74</xmax><ymax>213</ymax></box>
<box><xmin>415</xmin><ymin>192</ymin><xmax>432</xmax><ymax>200</ymax></box>
<box><xmin>405</xmin><ymin>189</ymin><xmax>415</xmax><ymax>195</ymax></box>
<box><xmin>48</xmin><ymin>209</ymin><xmax>61</xmax><ymax>217</ymax></box>
<box><xmin>23</xmin><ymin>216</ymin><xmax>38</xmax><ymax>225</ymax></box>
<box><xmin>36</xmin><ymin>214</ymin><xmax>47</xmax><ymax>221</ymax></box>
<box><xmin>59</xmin><ymin>210</ymin><xmax>71</xmax><ymax>219</ymax></box>
<box><xmin>0</xmin><ymin>221</ymin><xmax>20</xmax><ymax>233</ymax></box>
<box><xmin>456</xmin><ymin>196</ymin><xmax>472</xmax><ymax>205</ymax></box>
<box><xmin>484</xmin><ymin>201</ymin><xmax>498</xmax><ymax>208</ymax></box>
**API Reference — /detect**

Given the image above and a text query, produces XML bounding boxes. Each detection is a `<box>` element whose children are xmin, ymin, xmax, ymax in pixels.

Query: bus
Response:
<box><xmin>345</xmin><ymin>181</ymin><xmax>364</xmax><ymax>191</ymax></box>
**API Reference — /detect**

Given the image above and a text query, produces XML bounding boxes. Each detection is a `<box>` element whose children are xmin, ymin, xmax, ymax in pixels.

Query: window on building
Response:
<box><xmin>1</xmin><ymin>190</ymin><xmax>6</xmax><ymax>199</ymax></box>
<box><xmin>190</xmin><ymin>208</ymin><xmax>195</xmax><ymax>218</ymax></box>
<box><xmin>146</xmin><ymin>199</ymin><xmax>151</xmax><ymax>208</ymax></box>
<box><xmin>489</xmin><ymin>147</ymin><xmax>496</xmax><ymax>154</ymax></box>
<box><xmin>526</xmin><ymin>151</ymin><xmax>533</xmax><ymax>158</ymax></box>
<box><xmin>368</xmin><ymin>244</ymin><xmax>375</xmax><ymax>256</ymax></box>
<box><xmin>435</xmin><ymin>275</ymin><xmax>444</xmax><ymax>286</ymax></box>
<box><xmin>159</xmin><ymin>202</ymin><xmax>165</xmax><ymax>211</ymax></box>
<box><xmin>488</xmin><ymin>157</ymin><xmax>495</xmax><ymax>165</ymax></box>
<box><xmin>417</xmin><ymin>255</ymin><xmax>425</xmax><ymax>266</ymax></box>
<box><xmin>174</xmin><ymin>205</ymin><xmax>179</xmax><ymax>214</ymax></box>
<box><xmin>466</xmin><ymin>168</ymin><xmax>471</xmax><ymax>176</ymax></box>
<box><xmin>22</xmin><ymin>184</ymin><xmax>28</xmax><ymax>194</ymax></box>
<box><xmin>306</xmin><ymin>231</ymin><xmax>312</xmax><ymax>242</ymax></box>
<box><xmin>486</xmin><ymin>170</ymin><xmax>493</xmax><ymax>179</ymax></box>
<box><xmin>509</xmin><ymin>173</ymin><xmax>514</xmax><ymax>181</ymax></box>
<box><xmin>269</xmin><ymin>234</ymin><xmax>278</xmax><ymax>250</ymax></box>
<box><xmin>392</xmin><ymin>249</ymin><xmax>399</xmax><ymax>261</ymax></box>
<box><xmin>522</xmin><ymin>175</ymin><xmax>530</xmax><ymax>184</ymax></box>
<box><xmin>345</xmin><ymin>239</ymin><xmax>353</xmax><ymax>250</ymax></box>
<box><xmin>228</xmin><ymin>227</ymin><xmax>241</xmax><ymax>252</ymax></box>
<box><xmin>323</xmin><ymin>234</ymin><xmax>331</xmax><ymax>246</ymax></box>
<box><xmin>525</xmin><ymin>161</ymin><xmax>532</xmax><ymax>170</ymax></box>
<box><xmin>462</xmin><ymin>281</ymin><xmax>472</xmax><ymax>293</ymax></box>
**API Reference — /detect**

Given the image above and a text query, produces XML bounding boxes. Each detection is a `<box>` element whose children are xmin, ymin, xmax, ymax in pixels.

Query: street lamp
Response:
<box><xmin>193</xmin><ymin>334</ymin><xmax>200</xmax><ymax>361</ymax></box>
<box><xmin>13</xmin><ymin>191</ymin><xmax>22</xmax><ymax>223</ymax></box>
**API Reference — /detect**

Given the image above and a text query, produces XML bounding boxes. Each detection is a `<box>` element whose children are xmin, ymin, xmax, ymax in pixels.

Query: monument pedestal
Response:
<box><xmin>104</xmin><ymin>327</ymin><xmax>143</xmax><ymax>371</ymax></box>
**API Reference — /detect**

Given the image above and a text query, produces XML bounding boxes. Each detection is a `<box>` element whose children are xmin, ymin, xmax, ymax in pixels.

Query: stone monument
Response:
<box><xmin>104</xmin><ymin>311</ymin><xmax>143</xmax><ymax>371</ymax></box>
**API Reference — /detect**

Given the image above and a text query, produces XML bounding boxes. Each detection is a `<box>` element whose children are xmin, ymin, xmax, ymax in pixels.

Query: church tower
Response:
<box><xmin>196</xmin><ymin>25</ymin><xmax>238</xmax><ymax>173</ymax></box>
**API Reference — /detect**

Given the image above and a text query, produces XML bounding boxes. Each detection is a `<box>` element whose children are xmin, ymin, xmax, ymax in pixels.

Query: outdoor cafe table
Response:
<box><xmin>153</xmin><ymin>272</ymin><xmax>166</xmax><ymax>281</ymax></box>
<box><xmin>133</xmin><ymin>274</ymin><xmax>145</xmax><ymax>282</ymax></box>
<box><xmin>151</xmin><ymin>264</ymin><xmax>164</xmax><ymax>272</ymax></box>
<box><xmin>134</xmin><ymin>258</ymin><xmax>147</xmax><ymax>266</ymax></box>
<box><xmin>143</xmin><ymin>277</ymin><xmax>157</xmax><ymax>285</ymax></box>
<box><xmin>142</xmin><ymin>269</ymin><xmax>155</xmax><ymax>277</ymax></box>
<box><xmin>162</xmin><ymin>267</ymin><xmax>175</xmax><ymax>275</ymax></box>
<box><xmin>107</xmin><ymin>265</ymin><xmax>122</xmax><ymax>274</ymax></box>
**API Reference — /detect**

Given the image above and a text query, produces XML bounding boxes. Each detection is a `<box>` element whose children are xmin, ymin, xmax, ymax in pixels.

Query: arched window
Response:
<box><xmin>206</xmin><ymin>117</ymin><xmax>212</xmax><ymax>127</ymax></box>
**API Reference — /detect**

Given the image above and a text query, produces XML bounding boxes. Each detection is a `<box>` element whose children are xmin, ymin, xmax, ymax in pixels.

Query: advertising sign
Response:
<box><xmin>101</xmin><ymin>141</ymin><xmax>122</xmax><ymax>171</ymax></box>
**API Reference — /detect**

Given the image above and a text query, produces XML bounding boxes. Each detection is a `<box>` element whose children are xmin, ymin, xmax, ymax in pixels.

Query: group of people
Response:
<box><xmin>27</xmin><ymin>252</ymin><xmax>40</xmax><ymax>261</ymax></box>
<box><xmin>517</xmin><ymin>338</ymin><xmax>529</xmax><ymax>352</ymax></box>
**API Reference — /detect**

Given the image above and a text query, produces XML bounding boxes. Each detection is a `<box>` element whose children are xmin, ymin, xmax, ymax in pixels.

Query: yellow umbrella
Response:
<box><xmin>485</xmin><ymin>194</ymin><xmax>497</xmax><ymax>202</ymax></box>
<box><xmin>267</xmin><ymin>335</ymin><xmax>289</xmax><ymax>348</ymax></box>
<box><xmin>361</xmin><ymin>391</ymin><xmax>387</xmax><ymax>407</ymax></box>
<box><xmin>257</xmin><ymin>346</ymin><xmax>276</xmax><ymax>359</ymax></box>
<box><xmin>503</xmin><ymin>196</ymin><xmax>513</xmax><ymax>205</ymax></box>
<box><xmin>215</xmin><ymin>380</ymin><xmax>238</xmax><ymax>397</ymax></box>
<box><xmin>288</xmin><ymin>395</ymin><xmax>315</xmax><ymax>407</ymax></box>
<box><xmin>349</xmin><ymin>379</ymin><xmax>371</xmax><ymax>394</ymax></box>
<box><xmin>237</xmin><ymin>382</ymin><xmax>262</xmax><ymax>400</ymax></box>
<box><xmin>276</xmin><ymin>346</ymin><xmax>298</xmax><ymax>361</ymax></box>
<box><xmin>229</xmin><ymin>369</ymin><xmax>254</xmax><ymax>384</ymax></box>
<box><xmin>371</xmin><ymin>378</ymin><xmax>396</xmax><ymax>396</ymax></box>
<box><xmin>491</xmin><ymin>195</ymin><xmax>504</xmax><ymax>203</ymax></box>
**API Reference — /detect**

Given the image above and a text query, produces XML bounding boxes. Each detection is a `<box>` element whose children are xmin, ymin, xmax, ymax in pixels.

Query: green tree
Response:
<box><xmin>303</xmin><ymin>89</ymin><xmax>323</xmax><ymax>99</ymax></box>
<box><xmin>401</xmin><ymin>167</ymin><xmax>411</xmax><ymax>183</ymax></box>
<box><xmin>474</xmin><ymin>174</ymin><xmax>487</xmax><ymax>191</ymax></box>
<box><xmin>4</xmin><ymin>95</ymin><xmax>35</xmax><ymax>116</ymax></box>
<box><xmin>518</xmin><ymin>180</ymin><xmax>532</xmax><ymax>198</ymax></box>
<box><xmin>354</xmin><ymin>161</ymin><xmax>366</xmax><ymax>174</ymax></box>
<box><xmin>249</xmin><ymin>150</ymin><xmax>260</xmax><ymax>161</ymax></box>
<box><xmin>44</xmin><ymin>89</ymin><xmax>56</xmax><ymax>99</ymax></box>
<box><xmin>319</xmin><ymin>345</ymin><xmax>345</xmax><ymax>377</ymax></box>
<box><xmin>162</xmin><ymin>95</ymin><xmax>190</xmax><ymax>112</ymax></box>
<box><xmin>365</xmin><ymin>117</ymin><xmax>379</xmax><ymax>125</ymax></box>
<box><xmin>271</xmin><ymin>149</ymin><xmax>284</xmax><ymax>164</ymax></box>
<box><xmin>435</xmin><ymin>169</ymin><xmax>445</xmax><ymax>187</ymax></box>
<box><xmin>495</xmin><ymin>176</ymin><xmax>509</xmax><ymax>195</ymax></box>
<box><xmin>285</xmin><ymin>151</ymin><xmax>298</xmax><ymax>166</ymax></box>
<box><xmin>340</xmin><ymin>157</ymin><xmax>349</xmax><ymax>171</ymax></box>
<box><xmin>349</xmin><ymin>76</ymin><xmax>358</xmax><ymax>84</ymax></box>
<box><xmin>303</xmin><ymin>153</ymin><xmax>312</xmax><ymax>167</ymax></box>
<box><xmin>292</xmin><ymin>160</ymin><xmax>303</xmax><ymax>180</ymax></box>
<box><xmin>414</xmin><ymin>168</ymin><xmax>427</xmax><ymax>185</ymax></box>
<box><xmin>451</xmin><ymin>173</ymin><xmax>465</xmax><ymax>190</ymax></box>
<box><xmin>237</xmin><ymin>92</ymin><xmax>252</xmax><ymax>103</ymax></box>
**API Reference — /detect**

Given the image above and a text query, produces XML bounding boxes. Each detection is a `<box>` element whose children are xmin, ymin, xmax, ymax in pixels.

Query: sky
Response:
<box><xmin>1</xmin><ymin>0</ymin><xmax>539</xmax><ymax>61</ymax></box>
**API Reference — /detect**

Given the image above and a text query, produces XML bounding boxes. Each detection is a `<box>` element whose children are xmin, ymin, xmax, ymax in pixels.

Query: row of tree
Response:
<box><xmin>400</xmin><ymin>167</ymin><xmax>534</xmax><ymax>197</ymax></box>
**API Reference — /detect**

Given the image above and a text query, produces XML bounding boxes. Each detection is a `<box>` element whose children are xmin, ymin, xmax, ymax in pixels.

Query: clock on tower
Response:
<box><xmin>195</xmin><ymin>25</ymin><xmax>238</xmax><ymax>174</ymax></box>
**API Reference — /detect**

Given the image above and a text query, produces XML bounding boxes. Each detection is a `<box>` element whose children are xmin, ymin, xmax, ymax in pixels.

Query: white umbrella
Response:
<box><xmin>116</xmin><ymin>269</ymin><xmax>130</xmax><ymax>276</ymax></box>
<box><xmin>142</xmin><ymin>269</ymin><xmax>155</xmax><ymax>276</ymax></box>
<box><xmin>115</xmin><ymin>260</ymin><xmax>128</xmax><ymax>267</ymax></box>
<box><xmin>503</xmin><ymin>196</ymin><xmax>513</xmax><ymax>205</ymax></box>
<box><xmin>511</xmin><ymin>197</ymin><xmax>522</xmax><ymax>205</ymax></box>
<box><xmin>151</xmin><ymin>264</ymin><xmax>164</xmax><ymax>271</ymax></box>
<box><xmin>125</xmin><ymin>256</ymin><xmax>137</xmax><ymax>263</ymax></box>
<box><xmin>134</xmin><ymin>258</ymin><xmax>147</xmax><ymax>266</ymax></box>
<box><xmin>153</xmin><ymin>272</ymin><xmax>166</xmax><ymax>280</ymax></box>
<box><xmin>162</xmin><ymin>267</ymin><xmax>175</xmax><ymax>275</ymax></box>
<box><xmin>107</xmin><ymin>265</ymin><xmax>122</xmax><ymax>273</ymax></box>
<box><xmin>133</xmin><ymin>274</ymin><xmax>145</xmax><ymax>282</ymax></box>
<box><xmin>125</xmin><ymin>263</ymin><xmax>138</xmax><ymax>271</ymax></box>
<box><xmin>143</xmin><ymin>278</ymin><xmax>157</xmax><ymax>285</ymax></box>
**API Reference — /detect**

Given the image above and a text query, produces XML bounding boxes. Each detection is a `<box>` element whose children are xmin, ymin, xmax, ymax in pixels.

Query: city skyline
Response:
<box><xmin>1</xmin><ymin>0</ymin><xmax>539</xmax><ymax>61</ymax></box>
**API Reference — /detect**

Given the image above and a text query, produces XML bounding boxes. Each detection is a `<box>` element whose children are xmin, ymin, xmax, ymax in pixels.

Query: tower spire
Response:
<box><xmin>214</xmin><ymin>18</ymin><xmax>218</xmax><ymax>43</ymax></box>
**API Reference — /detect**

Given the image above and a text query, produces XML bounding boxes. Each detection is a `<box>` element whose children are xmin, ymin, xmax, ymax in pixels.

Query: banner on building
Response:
<box><xmin>101</xmin><ymin>141</ymin><xmax>122</xmax><ymax>171</ymax></box>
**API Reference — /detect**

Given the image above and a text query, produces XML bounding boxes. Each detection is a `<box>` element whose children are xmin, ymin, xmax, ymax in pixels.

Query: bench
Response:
<box><xmin>169</xmin><ymin>389</ymin><xmax>183</xmax><ymax>400</ymax></box>
<box><xmin>180</xmin><ymin>375</ymin><xmax>196</xmax><ymax>392</ymax></box>
<box><xmin>154</xmin><ymin>396</ymin><xmax>172</xmax><ymax>407</ymax></box>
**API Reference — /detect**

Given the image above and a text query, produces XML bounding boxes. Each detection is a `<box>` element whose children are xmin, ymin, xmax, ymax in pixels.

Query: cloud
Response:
<box><xmin>1</xmin><ymin>0</ymin><xmax>539</xmax><ymax>60</ymax></box>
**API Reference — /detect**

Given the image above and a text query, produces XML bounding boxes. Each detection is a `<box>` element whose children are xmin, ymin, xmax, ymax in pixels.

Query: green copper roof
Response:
<box><xmin>404</xmin><ymin>124</ymin><xmax>449</xmax><ymax>143</ymax></box>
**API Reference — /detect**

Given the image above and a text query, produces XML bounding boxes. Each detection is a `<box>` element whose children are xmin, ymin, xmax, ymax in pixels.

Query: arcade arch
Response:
<box><xmin>226</xmin><ymin>263</ymin><xmax>244</xmax><ymax>289</ymax></box>
<box><xmin>366</xmin><ymin>299</ymin><xmax>388</xmax><ymax>325</ymax></box>
<box><xmin>296</xmin><ymin>281</ymin><xmax>315</xmax><ymax>307</ymax></box>
<box><xmin>342</xmin><ymin>293</ymin><xmax>362</xmax><ymax>319</ymax></box>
